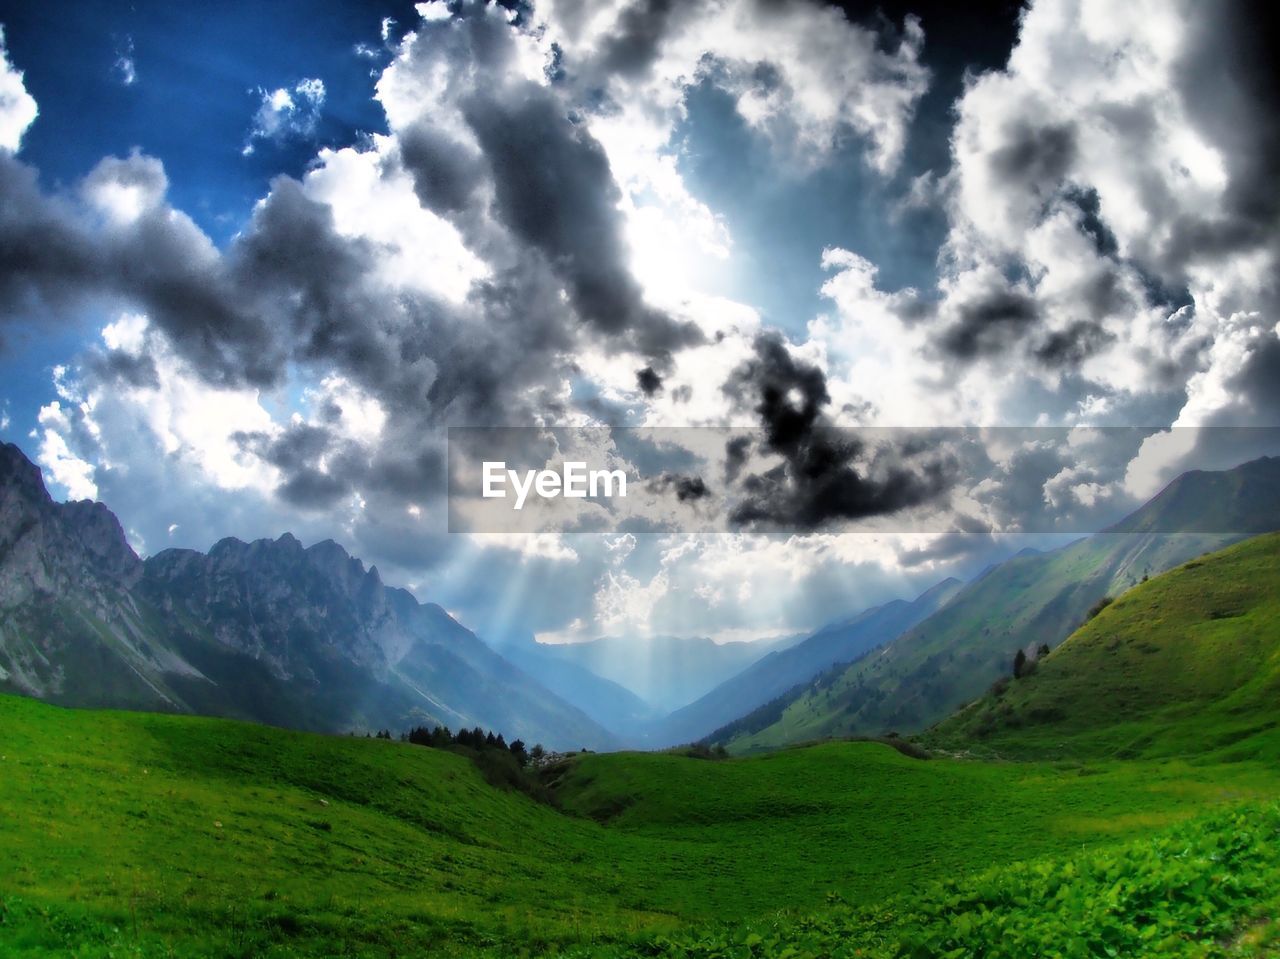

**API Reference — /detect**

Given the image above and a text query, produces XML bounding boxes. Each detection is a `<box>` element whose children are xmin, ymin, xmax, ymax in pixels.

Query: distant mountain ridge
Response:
<box><xmin>0</xmin><ymin>443</ymin><xmax>615</xmax><ymax>749</ymax></box>
<box><xmin>531</xmin><ymin>632</ymin><xmax>800</xmax><ymax>713</ymax></box>
<box><xmin>648</xmin><ymin>577</ymin><xmax>964</xmax><ymax>747</ymax></box>
<box><xmin>714</xmin><ymin>456</ymin><xmax>1280</xmax><ymax>752</ymax></box>
<box><xmin>486</xmin><ymin>630</ymin><xmax>663</xmax><ymax>740</ymax></box>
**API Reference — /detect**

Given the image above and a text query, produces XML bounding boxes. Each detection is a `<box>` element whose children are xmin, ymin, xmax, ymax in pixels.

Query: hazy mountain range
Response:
<box><xmin>710</xmin><ymin>456</ymin><xmax>1280</xmax><ymax>751</ymax></box>
<box><xmin>493</xmin><ymin>631</ymin><xmax>805</xmax><ymax>715</ymax></box>
<box><xmin>0</xmin><ymin>442</ymin><xmax>614</xmax><ymax>749</ymax></box>
<box><xmin>4</xmin><ymin>440</ymin><xmax>1279</xmax><ymax>753</ymax></box>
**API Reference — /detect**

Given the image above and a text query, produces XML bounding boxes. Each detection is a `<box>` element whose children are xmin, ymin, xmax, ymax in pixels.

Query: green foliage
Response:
<box><xmin>604</xmin><ymin>803</ymin><xmax>1280</xmax><ymax>958</ymax></box>
<box><xmin>1086</xmin><ymin>594</ymin><xmax>1115</xmax><ymax>620</ymax></box>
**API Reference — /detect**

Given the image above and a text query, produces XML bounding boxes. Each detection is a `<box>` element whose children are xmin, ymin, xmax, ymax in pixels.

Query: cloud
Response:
<box><xmin>723</xmin><ymin>333</ymin><xmax>954</xmax><ymax>530</ymax></box>
<box><xmin>792</xmin><ymin>0</ymin><xmax>1278</xmax><ymax>447</ymax></box>
<box><xmin>114</xmin><ymin>36</ymin><xmax>137</xmax><ymax>86</ymax></box>
<box><xmin>0</xmin><ymin>27</ymin><xmax>38</xmax><ymax>153</ymax></box>
<box><xmin>3</xmin><ymin>0</ymin><xmax>1279</xmax><ymax>646</ymax></box>
<box><xmin>543</xmin><ymin>0</ymin><xmax>930</xmax><ymax>173</ymax></box>
<box><xmin>461</xmin><ymin>80</ymin><xmax>701</xmax><ymax>357</ymax></box>
<box><xmin>243</xmin><ymin>78</ymin><xmax>326</xmax><ymax>155</ymax></box>
<box><xmin>646</xmin><ymin>471</ymin><xmax>709</xmax><ymax>503</ymax></box>
<box><xmin>635</xmin><ymin>366</ymin><xmax>662</xmax><ymax>396</ymax></box>
<box><xmin>938</xmin><ymin>287</ymin><xmax>1040</xmax><ymax>361</ymax></box>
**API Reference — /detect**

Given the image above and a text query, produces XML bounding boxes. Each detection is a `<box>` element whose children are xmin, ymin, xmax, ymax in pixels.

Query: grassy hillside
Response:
<box><xmin>4</xmin><ymin>692</ymin><xmax>1278</xmax><ymax>957</ymax></box>
<box><xmin>718</xmin><ymin>457</ymin><xmax>1280</xmax><ymax>753</ymax></box>
<box><xmin>925</xmin><ymin>532</ymin><xmax>1280</xmax><ymax>762</ymax></box>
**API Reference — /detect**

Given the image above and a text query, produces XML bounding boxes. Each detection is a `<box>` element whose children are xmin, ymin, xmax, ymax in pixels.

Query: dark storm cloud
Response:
<box><xmin>599</xmin><ymin>0</ymin><xmax>678</xmax><ymax>78</ymax></box>
<box><xmin>398</xmin><ymin>122</ymin><xmax>483</xmax><ymax>214</ymax></box>
<box><xmin>0</xmin><ymin>140</ymin><xmax>586</xmax><ymax>439</ymax></box>
<box><xmin>228</xmin><ymin>178</ymin><xmax>410</xmax><ymax>393</ymax></box>
<box><xmin>723</xmin><ymin>333</ymin><xmax>954</xmax><ymax>530</ymax></box>
<box><xmin>897</xmin><ymin>513</ymin><xmax>994</xmax><ymax>568</ymax></box>
<box><xmin>233</xmin><ymin>423</ymin><xmax>364</xmax><ymax>509</ymax></box>
<box><xmin>0</xmin><ymin>156</ymin><xmax>106</xmax><ymax>316</ymax></box>
<box><xmin>636</xmin><ymin>366</ymin><xmax>663</xmax><ymax>395</ymax></box>
<box><xmin>461</xmin><ymin>81</ymin><xmax>703</xmax><ymax>358</ymax></box>
<box><xmin>0</xmin><ymin>152</ymin><xmax>282</xmax><ymax>386</ymax></box>
<box><xmin>1171</xmin><ymin>0</ymin><xmax>1280</xmax><ymax>268</ymax></box>
<box><xmin>725</xmin><ymin>331</ymin><xmax>828</xmax><ymax>449</ymax></box>
<box><xmin>646</xmin><ymin>471</ymin><xmax>710</xmax><ymax>502</ymax></box>
<box><xmin>1032</xmin><ymin>320</ymin><xmax>1114</xmax><ymax>369</ymax></box>
<box><xmin>938</xmin><ymin>288</ymin><xmax>1039</xmax><ymax>359</ymax></box>
<box><xmin>1062</xmin><ymin>186</ymin><xmax>1119</xmax><ymax>258</ymax></box>
<box><xmin>88</xmin><ymin>349</ymin><xmax>160</xmax><ymax>389</ymax></box>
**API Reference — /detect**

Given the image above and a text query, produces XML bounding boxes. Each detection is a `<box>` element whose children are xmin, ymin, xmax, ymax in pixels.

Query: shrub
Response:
<box><xmin>1086</xmin><ymin>595</ymin><xmax>1114</xmax><ymax>620</ymax></box>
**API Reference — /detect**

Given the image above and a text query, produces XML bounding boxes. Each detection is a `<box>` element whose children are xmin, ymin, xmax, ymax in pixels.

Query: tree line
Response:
<box><xmin>398</xmin><ymin>724</ymin><xmax>546</xmax><ymax>767</ymax></box>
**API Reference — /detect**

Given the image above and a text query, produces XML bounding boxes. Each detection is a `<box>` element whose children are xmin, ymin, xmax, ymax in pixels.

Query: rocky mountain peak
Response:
<box><xmin>0</xmin><ymin>442</ymin><xmax>50</xmax><ymax>504</ymax></box>
<box><xmin>0</xmin><ymin>444</ymin><xmax>141</xmax><ymax>601</ymax></box>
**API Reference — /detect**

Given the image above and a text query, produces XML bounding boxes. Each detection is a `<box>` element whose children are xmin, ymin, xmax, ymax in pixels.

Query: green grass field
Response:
<box><xmin>3</xmin><ymin>534</ymin><xmax>1279</xmax><ymax>956</ymax></box>
<box><xmin>1</xmin><ymin>692</ymin><xmax>1277</xmax><ymax>956</ymax></box>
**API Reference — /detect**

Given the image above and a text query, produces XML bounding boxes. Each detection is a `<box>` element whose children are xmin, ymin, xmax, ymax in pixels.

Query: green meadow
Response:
<box><xmin>3</xmin><ymin>533</ymin><xmax>1280</xmax><ymax>956</ymax></box>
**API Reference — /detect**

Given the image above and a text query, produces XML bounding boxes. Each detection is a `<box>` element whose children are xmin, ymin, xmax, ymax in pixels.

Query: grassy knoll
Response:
<box><xmin>2</xmin><ymin>688</ymin><xmax>1278</xmax><ymax>957</ymax></box>
<box><xmin>925</xmin><ymin>532</ymin><xmax>1280</xmax><ymax>762</ymax></box>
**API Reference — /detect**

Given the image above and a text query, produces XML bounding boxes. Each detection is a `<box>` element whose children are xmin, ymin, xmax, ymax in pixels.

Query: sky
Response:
<box><xmin>1</xmin><ymin>0</ymin><xmax>1277</xmax><ymax>648</ymax></box>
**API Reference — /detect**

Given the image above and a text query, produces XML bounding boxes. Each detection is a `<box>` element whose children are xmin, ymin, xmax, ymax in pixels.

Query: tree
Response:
<box><xmin>1036</xmin><ymin>643</ymin><xmax>1050</xmax><ymax>659</ymax></box>
<box><xmin>1012</xmin><ymin>649</ymin><xmax>1028</xmax><ymax>679</ymax></box>
<box><xmin>1086</xmin><ymin>596</ymin><xmax>1114</xmax><ymax>620</ymax></box>
<box><xmin>508</xmin><ymin>739</ymin><xmax>528</xmax><ymax>767</ymax></box>
<box><xmin>529</xmin><ymin>743</ymin><xmax>546</xmax><ymax>764</ymax></box>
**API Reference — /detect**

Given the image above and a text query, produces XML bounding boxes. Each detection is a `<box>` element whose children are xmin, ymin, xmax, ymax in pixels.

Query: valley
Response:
<box><xmin>4</xmin><ymin>449</ymin><xmax>1280</xmax><ymax>956</ymax></box>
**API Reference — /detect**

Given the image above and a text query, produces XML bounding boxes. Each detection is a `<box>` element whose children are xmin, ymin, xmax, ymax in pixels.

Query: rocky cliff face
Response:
<box><xmin>0</xmin><ymin>444</ymin><xmax>141</xmax><ymax>607</ymax></box>
<box><xmin>0</xmin><ymin>443</ymin><xmax>614</xmax><ymax>749</ymax></box>
<box><xmin>0</xmin><ymin>443</ymin><xmax>173</xmax><ymax>704</ymax></box>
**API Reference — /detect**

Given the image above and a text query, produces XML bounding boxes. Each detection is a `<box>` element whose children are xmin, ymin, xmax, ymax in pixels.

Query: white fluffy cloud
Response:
<box><xmin>6</xmin><ymin>0</ymin><xmax>1279</xmax><ymax>644</ymax></box>
<box><xmin>0</xmin><ymin>27</ymin><xmax>38</xmax><ymax>153</ymax></box>
<box><xmin>798</xmin><ymin>0</ymin><xmax>1278</xmax><ymax>498</ymax></box>
<box><xmin>243</xmin><ymin>78</ymin><xmax>326</xmax><ymax>154</ymax></box>
<box><xmin>541</xmin><ymin>0</ymin><xmax>929</xmax><ymax>172</ymax></box>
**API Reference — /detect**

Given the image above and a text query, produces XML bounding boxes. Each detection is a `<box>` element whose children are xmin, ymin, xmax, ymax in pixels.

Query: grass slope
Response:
<box><xmin>925</xmin><ymin>532</ymin><xmax>1280</xmax><ymax>762</ymax></box>
<box><xmin>3</xmin><ymin>692</ymin><xmax>1278</xmax><ymax>956</ymax></box>
<box><xmin>721</xmin><ymin>457</ymin><xmax>1280</xmax><ymax>753</ymax></box>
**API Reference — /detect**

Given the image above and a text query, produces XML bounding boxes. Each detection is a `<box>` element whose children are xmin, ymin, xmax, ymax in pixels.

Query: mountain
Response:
<box><xmin>715</xmin><ymin>456</ymin><xmax>1280</xmax><ymax>752</ymax></box>
<box><xmin>924</xmin><ymin>532</ymin><xmax>1280</xmax><ymax>762</ymax></box>
<box><xmin>534</xmin><ymin>633</ymin><xmax>796</xmax><ymax>713</ymax></box>
<box><xmin>0</xmin><ymin>442</ymin><xmax>614</xmax><ymax>749</ymax></box>
<box><xmin>648</xmin><ymin>577</ymin><xmax>964</xmax><ymax>746</ymax></box>
<box><xmin>486</xmin><ymin>630</ymin><xmax>662</xmax><ymax>740</ymax></box>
